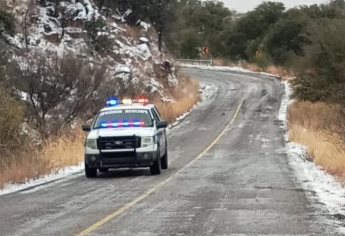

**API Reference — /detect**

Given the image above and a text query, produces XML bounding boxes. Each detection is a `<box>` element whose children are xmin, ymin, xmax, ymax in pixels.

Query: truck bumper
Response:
<box><xmin>85</xmin><ymin>151</ymin><xmax>158</xmax><ymax>169</ymax></box>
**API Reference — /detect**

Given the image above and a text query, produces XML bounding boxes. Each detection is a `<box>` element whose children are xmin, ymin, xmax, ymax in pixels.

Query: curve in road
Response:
<box><xmin>0</xmin><ymin>68</ymin><xmax>333</xmax><ymax>235</ymax></box>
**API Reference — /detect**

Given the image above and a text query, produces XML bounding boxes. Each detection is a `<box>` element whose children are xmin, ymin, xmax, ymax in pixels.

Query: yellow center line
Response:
<box><xmin>76</xmin><ymin>97</ymin><xmax>245</xmax><ymax>236</ymax></box>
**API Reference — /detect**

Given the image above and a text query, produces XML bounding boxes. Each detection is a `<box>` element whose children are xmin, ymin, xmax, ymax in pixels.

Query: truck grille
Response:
<box><xmin>98</xmin><ymin>136</ymin><xmax>141</xmax><ymax>150</ymax></box>
<box><xmin>101</xmin><ymin>152</ymin><xmax>136</xmax><ymax>158</ymax></box>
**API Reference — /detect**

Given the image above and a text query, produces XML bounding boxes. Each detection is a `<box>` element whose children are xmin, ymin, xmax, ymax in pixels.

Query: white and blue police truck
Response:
<box><xmin>82</xmin><ymin>97</ymin><xmax>168</xmax><ymax>177</ymax></box>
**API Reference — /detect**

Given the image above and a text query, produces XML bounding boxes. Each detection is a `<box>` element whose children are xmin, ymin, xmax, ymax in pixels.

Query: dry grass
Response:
<box><xmin>212</xmin><ymin>58</ymin><xmax>294</xmax><ymax>79</ymax></box>
<box><xmin>0</xmin><ymin>130</ymin><xmax>84</xmax><ymax>189</ymax></box>
<box><xmin>288</xmin><ymin>101</ymin><xmax>345</xmax><ymax>182</ymax></box>
<box><xmin>0</xmin><ymin>80</ymin><xmax>200</xmax><ymax>189</ymax></box>
<box><xmin>0</xmin><ymin>79</ymin><xmax>200</xmax><ymax>189</ymax></box>
<box><xmin>155</xmin><ymin>79</ymin><xmax>200</xmax><ymax>123</ymax></box>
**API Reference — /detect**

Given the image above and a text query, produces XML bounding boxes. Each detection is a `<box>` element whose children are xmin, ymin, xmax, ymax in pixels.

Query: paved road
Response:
<box><xmin>0</xmin><ymin>69</ymin><xmax>332</xmax><ymax>235</ymax></box>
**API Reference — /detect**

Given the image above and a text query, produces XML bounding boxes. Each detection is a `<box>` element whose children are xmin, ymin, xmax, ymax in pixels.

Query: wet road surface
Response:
<box><xmin>0</xmin><ymin>69</ymin><xmax>333</xmax><ymax>235</ymax></box>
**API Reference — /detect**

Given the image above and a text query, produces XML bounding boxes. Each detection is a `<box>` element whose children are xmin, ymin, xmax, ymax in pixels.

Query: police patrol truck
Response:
<box><xmin>82</xmin><ymin>97</ymin><xmax>168</xmax><ymax>177</ymax></box>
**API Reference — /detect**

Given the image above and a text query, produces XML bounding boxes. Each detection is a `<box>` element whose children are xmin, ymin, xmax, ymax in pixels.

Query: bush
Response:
<box><xmin>292</xmin><ymin>19</ymin><xmax>345</xmax><ymax>104</ymax></box>
<box><xmin>0</xmin><ymin>10</ymin><xmax>15</xmax><ymax>35</ymax></box>
<box><xmin>84</xmin><ymin>18</ymin><xmax>113</xmax><ymax>53</ymax></box>
<box><xmin>0</xmin><ymin>86</ymin><xmax>24</xmax><ymax>154</ymax></box>
<box><xmin>263</xmin><ymin>12</ymin><xmax>309</xmax><ymax>66</ymax></box>
<box><xmin>254</xmin><ymin>51</ymin><xmax>272</xmax><ymax>71</ymax></box>
<box><xmin>8</xmin><ymin>52</ymin><xmax>108</xmax><ymax>136</ymax></box>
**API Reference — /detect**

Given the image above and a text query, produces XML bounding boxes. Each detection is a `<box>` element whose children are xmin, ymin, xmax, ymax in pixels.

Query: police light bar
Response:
<box><xmin>100</xmin><ymin>120</ymin><xmax>145</xmax><ymax>128</ymax></box>
<box><xmin>122</xmin><ymin>98</ymin><xmax>133</xmax><ymax>105</ymax></box>
<box><xmin>106</xmin><ymin>97</ymin><xmax>121</xmax><ymax>107</ymax></box>
<box><xmin>136</xmin><ymin>98</ymin><xmax>149</xmax><ymax>104</ymax></box>
<box><xmin>106</xmin><ymin>97</ymin><xmax>149</xmax><ymax>107</ymax></box>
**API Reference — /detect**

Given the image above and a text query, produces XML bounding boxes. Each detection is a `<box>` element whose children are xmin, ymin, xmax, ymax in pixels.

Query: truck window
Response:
<box><xmin>93</xmin><ymin>109</ymin><xmax>153</xmax><ymax>128</ymax></box>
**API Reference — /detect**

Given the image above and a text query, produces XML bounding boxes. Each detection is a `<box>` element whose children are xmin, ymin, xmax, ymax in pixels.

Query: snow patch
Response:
<box><xmin>140</xmin><ymin>21</ymin><xmax>150</xmax><ymax>31</ymax></box>
<box><xmin>199</xmin><ymin>83</ymin><xmax>218</xmax><ymax>101</ymax></box>
<box><xmin>278</xmin><ymin>81</ymin><xmax>293</xmax><ymax>133</ymax></box>
<box><xmin>169</xmin><ymin>82</ymin><xmax>217</xmax><ymax>128</ymax></box>
<box><xmin>134</xmin><ymin>43</ymin><xmax>152</xmax><ymax>61</ymax></box>
<box><xmin>115</xmin><ymin>65</ymin><xmax>132</xmax><ymax>74</ymax></box>
<box><xmin>139</xmin><ymin>37</ymin><xmax>149</xmax><ymax>43</ymax></box>
<box><xmin>180</xmin><ymin>64</ymin><xmax>280</xmax><ymax>79</ymax></box>
<box><xmin>279</xmin><ymin>81</ymin><xmax>345</xmax><ymax>233</ymax></box>
<box><xmin>168</xmin><ymin>74</ymin><xmax>178</xmax><ymax>86</ymax></box>
<box><xmin>0</xmin><ymin>163</ymin><xmax>84</xmax><ymax>196</ymax></box>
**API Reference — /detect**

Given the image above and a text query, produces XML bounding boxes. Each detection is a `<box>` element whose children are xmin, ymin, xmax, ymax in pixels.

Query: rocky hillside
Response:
<box><xmin>0</xmin><ymin>0</ymin><xmax>195</xmax><ymax>138</ymax></box>
<box><xmin>2</xmin><ymin>0</ymin><xmax>179</xmax><ymax>100</ymax></box>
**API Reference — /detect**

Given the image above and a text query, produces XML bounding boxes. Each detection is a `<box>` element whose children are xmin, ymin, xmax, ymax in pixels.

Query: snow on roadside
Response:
<box><xmin>179</xmin><ymin>64</ymin><xmax>280</xmax><ymax>79</ymax></box>
<box><xmin>199</xmin><ymin>83</ymin><xmax>218</xmax><ymax>102</ymax></box>
<box><xmin>0</xmin><ymin>163</ymin><xmax>83</xmax><ymax>196</ymax></box>
<box><xmin>279</xmin><ymin>80</ymin><xmax>345</xmax><ymax>233</ymax></box>
<box><xmin>278</xmin><ymin>81</ymin><xmax>293</xmax><ymax>139</ymax></box>
<box><xmin>169</xmin><ymin>82</ymin><xmax>218</xmax><ymax>129</ymax></box>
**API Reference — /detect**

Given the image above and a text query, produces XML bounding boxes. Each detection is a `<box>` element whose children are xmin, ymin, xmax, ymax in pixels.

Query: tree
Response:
<box><xmin>147</xmin><ymin>0</ymin><xmax>177</xmax><ymax>52</ymax></box>
<box><xmin>167</xmin><ymin>0</ymin><xmax>232</xmax><ymax>58</ymax></box>
<box><xmin>0</xmin><ymin>54</ymin><xmax>25</xmax><ymax>154</ymax></box>
<box><xmin>0</xmin><ymin>87</ymin><xmax>25</xmax><ymax>153</ymax></box>
<box><xmin>263</xmin><ymin>10</ymin><xmax>309</xmax><ymax>65</ymax></box>
<box><xmin>292</xmin><ymin>19</ymin><xmax>345</xmax><ymax>104</ymax></box>
<box><xmin>178</xmin><ymin>29</ymin><xmax>201</xmax><ymax>58</ymax></box>
<box><xmin>8</xmin><ymin>52</ymin><xmax>108</xmax><ymax>136</ymax></box>
<box><xmin>22</xmin><ymin>0</ymin><xmax>36</xmax><ymax>51</ymax></box>
<box><xmin>84</xmin><ymin>17</ymin><xmax>112</xmax><ymax>53</ymax></box>
<box><xmin>226</xmin><ymin>2</ymin><xmax>285</xmax><ymax>61</ymax></box>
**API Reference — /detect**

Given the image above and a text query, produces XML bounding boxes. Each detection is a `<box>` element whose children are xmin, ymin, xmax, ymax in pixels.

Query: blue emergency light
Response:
<box><xmin>106</xmin><ymin>97</ymin><xmax>149</xmax><ymax>107</ymax></box>
<box><xmin>106</xmin><ymin>97</ymin><xmax>121</xmax><ymax>107</ymax></box>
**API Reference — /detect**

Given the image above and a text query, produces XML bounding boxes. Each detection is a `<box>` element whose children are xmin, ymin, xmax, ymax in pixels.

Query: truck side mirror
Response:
<box><xmin>156</xmin><ymin>121</ymin><xmax>168</xmax><ymax>129</ymax></box>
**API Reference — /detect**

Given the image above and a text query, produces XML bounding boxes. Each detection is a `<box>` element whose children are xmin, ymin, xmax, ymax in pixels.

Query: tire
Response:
<box><xmin>99</xmin><ymin>168</ymin><xmax>109</xmax><ymax>173</ymax></box>
<box><xmin>85</xmin><ymin>163</ymin><xmax>97</xmax><ymax>178</ymax></box>
<box><xmin>161</xmin><ymin>151</ymin><xmax>168</xmax><ymax>170</ymax></box>
<box><xmin>150</xmin><ymin>151</ymin><xmax>162</xmax><ymax>175</ymax></box>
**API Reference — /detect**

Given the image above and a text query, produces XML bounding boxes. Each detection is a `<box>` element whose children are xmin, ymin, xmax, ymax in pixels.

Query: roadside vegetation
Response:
<box><xmin>165</xmin><ymin>0</ymin><xmax>345</xmax><ymax>182</ymax></box>
<box><xmin>0</xmin><ymin>1</ymin><xmax>199</xmax><ymax>189</ymax></box>
<box><xmin>155</xmin><ymin>79</ymin><xmax>200</xmax><ymax>123</ymax></box>
<box><xmin>289</xmin><ymin>102</ymin><xmax>345</xmax><ymax>181</ymax></box>
<box><xmin>2</xmin><ymin>0</ymin><xmax>345</xmax><ymax>188</ymax></box>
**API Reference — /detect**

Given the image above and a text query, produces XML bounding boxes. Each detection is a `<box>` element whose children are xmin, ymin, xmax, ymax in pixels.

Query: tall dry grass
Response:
<box><xmin>0</xmin><ymin>79</ymin><xmax>200</xmax><ymax>189</ymax></box>
<box><xmin>212</xmin><ymin>58</ymin><xmax>294</xmax><ymax>78</ymax></box>
<box><xmin>0</xmin><ymin>131</ymin><xmax>84</xmax><ymax>189</ymax></box>
<box><xmin>154</xmin><ymin>79</ymin><xmax>200</xmax><ymax>123</ymax></box>
<box><xmin>288</xmin><ymin>101</ymin><xmax>345</xmax><ymax>181</ymax></box>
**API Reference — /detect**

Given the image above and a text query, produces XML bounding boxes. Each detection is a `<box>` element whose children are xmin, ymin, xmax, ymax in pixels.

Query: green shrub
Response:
<box><xmin>0</xmin><ymin>86</ymin><xmax>24</xmax><ymax>153</ymax></box>
<box><xmin>84</xmin><ymin>18</ymin><xmax>112</xmax><ymax>53</ymax></box>
<box><xmin>0</xmin><ymin>10</ymin><xmax>15</xmax><ymax>35</ymax></box>
<box><xmin>292</xmin><ymin>19</ymin><xmax>345</xmax><ymax>104</ymax></box>
<box><xmin>254</xmin><ymin>51</ymin><xmax>272</xmax><ymax>71</ymax></box>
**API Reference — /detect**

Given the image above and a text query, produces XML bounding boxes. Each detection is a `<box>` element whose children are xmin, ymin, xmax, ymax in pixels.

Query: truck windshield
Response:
<box><xmin>93</xmin><ymin>109</ymin><xmax>153</xmax><ymax>128</ymax></box>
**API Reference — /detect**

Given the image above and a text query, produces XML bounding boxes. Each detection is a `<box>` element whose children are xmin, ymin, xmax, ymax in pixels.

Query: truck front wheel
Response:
<box><xmin>85</xmin><ymin>163</ymin><xmax>97</xmax><ymax>178</ymax></box>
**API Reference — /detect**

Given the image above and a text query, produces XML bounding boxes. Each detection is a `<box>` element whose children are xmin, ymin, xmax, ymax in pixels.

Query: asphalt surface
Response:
<box><xmin>0</xmin><ymin>68</ymin><xmax>333</xmax><ymax>235</ymax></box>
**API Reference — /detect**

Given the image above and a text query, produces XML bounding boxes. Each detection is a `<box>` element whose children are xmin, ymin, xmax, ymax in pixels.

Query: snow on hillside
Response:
<box><xmin>3</xmin><ymin>0</ymin><xmax>179</xmax><ymax>100</ymax></box>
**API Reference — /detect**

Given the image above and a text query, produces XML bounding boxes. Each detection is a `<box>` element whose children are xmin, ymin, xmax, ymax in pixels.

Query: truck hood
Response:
<box><xmin>87</xmin><ymin>127</ymin><xmax>155</xmax><ymax>139</ymax></box>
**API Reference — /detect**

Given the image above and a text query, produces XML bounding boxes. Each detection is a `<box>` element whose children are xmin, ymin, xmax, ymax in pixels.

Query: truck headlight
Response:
<box><xmin>86</xmin><ymin>139</ymin><xmax>97</xmax><ymax>149</ymax></box>
<box><xmin>142</xmin><ymin>136</ymin><xmax>155</xmax><ymax>147</ymax></box>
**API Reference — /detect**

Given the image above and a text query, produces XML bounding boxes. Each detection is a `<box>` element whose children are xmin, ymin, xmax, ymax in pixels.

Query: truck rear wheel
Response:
<box><xmin>161</xmin><ymin>151</ymin><xmax>168</xmax><ymax>170</ymax></box>
<box><xmin>85</xmin><ymin>163</ymin><xmax>97</xmax><ymax>178</ymax></box>
<box><xmin>150</xmin><ymin>151</ymin><xmax>161</xmax><ymax>175</ymax></box>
